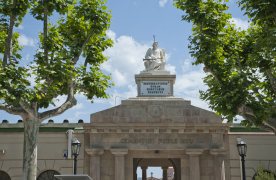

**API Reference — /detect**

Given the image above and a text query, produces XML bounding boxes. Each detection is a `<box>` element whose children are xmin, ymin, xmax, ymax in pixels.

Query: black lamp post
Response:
<box><xmin>71</xmin><ymin>138</ymin><xmax>81</xmax><ymax>175</ymax></box>
<box><xmin>237</xmin><ymin>138</ymin><xmax>247</xmax><ymax>180</ymax></box>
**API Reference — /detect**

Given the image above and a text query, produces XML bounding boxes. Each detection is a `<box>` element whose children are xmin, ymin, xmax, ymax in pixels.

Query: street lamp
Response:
<box><xmin>71</xmin><ymin>138</ymin><xmax>81</xmax><ymax>175</ymax></box>
<box><xmin>237</xmin><ymin>138</ymin><xmax>247</xmax><ymax>180</ymax></box>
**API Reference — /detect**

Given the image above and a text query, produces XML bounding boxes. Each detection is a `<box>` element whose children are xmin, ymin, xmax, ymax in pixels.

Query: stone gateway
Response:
<box><xmin>84</xmin><ymin>42</ymin><xmax>228</xmax><ymax>180</ymax></box>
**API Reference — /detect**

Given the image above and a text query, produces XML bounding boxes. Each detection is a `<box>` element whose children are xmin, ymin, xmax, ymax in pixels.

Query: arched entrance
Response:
<box><xmin>0</xmin><ymin>170</ymin><xmax>11</xmax><ymax>180</ymax></box>
<box><xmin>37</xmin><ymin>170</ymin><xmax>60</xmax><ymax>180</ymax></box>
<box><xmin>133</xmin><ymin>158</ymin><xmax>179</xmax><ymax>180</ymax></box>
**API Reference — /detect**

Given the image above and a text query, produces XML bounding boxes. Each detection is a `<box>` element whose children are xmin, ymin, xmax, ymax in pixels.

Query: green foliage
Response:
<box><xmin>0</xmin><ymin>0</ymin><xmax>113</xmax><ymax>116</ymax></box>
<box><xmin>30</xmin><ymin>0</ymin><xmax>74</xmax><ymax>20</ymax></box>
<box><xmin>1</xmin><ymin>1</ymin><xmax>112</xmax><ymax>178</ymax></box>
<box><xmin>254</xmin><ymin>167</ymin><xmax>276</xmax><ymax>180</ymax></box>
<box><xmin>0</xmin><ymin>20</ymin><xmax>8</xmax><ymax>53</ymax></box>
<box><xmin>0</xmin><ymin>63</ymin><xmax>30</xmax><ymax>106</ymax></box>
<box><xmin>175</xmin><ymin>0</ymin><xmax>276</xmax><ymax>130</ymax></box>
<box><xmin>0</xmin><ymin>0</ymin><xmax>30</xmax><ymax>25</ymax></box>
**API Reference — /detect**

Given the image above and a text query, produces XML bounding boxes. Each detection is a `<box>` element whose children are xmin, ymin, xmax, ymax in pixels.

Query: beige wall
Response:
<box><xmin>1</xmin><ymin>122</ymin><xmax>276</xmax><ymax>180</ymax></box>
<box><xmin>228</xmin><ymin>132</ymin><xmax>276</xmax><ymax>180</ymax></box>
<box><xmin>0</xmin><ymin>124</ymin><xmax>84</xmax><ymax>180</ymax></box>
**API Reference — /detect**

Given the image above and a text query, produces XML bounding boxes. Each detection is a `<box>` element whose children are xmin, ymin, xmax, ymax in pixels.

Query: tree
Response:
<box><xmin>0</xmin><ymin>0</ymin><xmax>113</xmax><ymax>179</ymax></box>
<box><xmin>174</xmin><ymin>0</ymin><xmax>276</xmax><ymax>132</ymax></box>
<box><xmin>254</xmin><ymin>167</ymin><xmax>276</xmax><ymax>180</ymax></box>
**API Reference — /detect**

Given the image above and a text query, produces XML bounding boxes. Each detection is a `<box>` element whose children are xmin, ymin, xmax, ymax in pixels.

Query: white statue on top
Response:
<box><xmin>143</xmin><ymin>37</ymin><xmax>166</xmax><ymax>71</ymax></box>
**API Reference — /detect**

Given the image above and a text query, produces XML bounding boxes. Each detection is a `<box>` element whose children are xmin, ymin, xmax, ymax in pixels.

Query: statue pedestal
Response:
<box><xmin>135</xmin><ymin>72</ymin><xmax>176</xmax><ymax>97</ymax></box>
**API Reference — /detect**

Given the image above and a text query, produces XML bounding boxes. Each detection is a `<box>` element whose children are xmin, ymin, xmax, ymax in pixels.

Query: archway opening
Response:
<box><xmin>37</xmin><ymin>170</ymin><xmax>60</xmax><ymax>180</ymax></box>
<box><xmin>0</xmin><ymin>170</ymin><xmax>11</xmax><ymax>180</ymax></box>
<box><xmin>134</xmin><ymin>158</ymin><xmax>176</xmax><ymax>180</ymax></box>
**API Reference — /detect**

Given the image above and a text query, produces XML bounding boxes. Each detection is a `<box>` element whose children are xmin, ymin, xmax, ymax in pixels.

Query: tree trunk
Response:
<box><xmin>3</xmin><ymin>13</ymin><xmax>15</xmax><ymax>66</ymax></box>
<box><xmin>43</xmin><ymin>1</ymin><xmax>48</xmax><ymax>64</ymax></box>
<box><xmin>22</xmin><ymin>118</ymin><xmax>39</xmax><ymax>180</ymax></box>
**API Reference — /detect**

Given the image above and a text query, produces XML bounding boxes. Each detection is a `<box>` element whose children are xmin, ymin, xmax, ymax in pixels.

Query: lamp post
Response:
<box><xmin>237</xmin><ymin>138</ymin><xmax>247</xmax><ymax>180</ymax></box>
<box><xmin>71</xmin><ymin>138</ymin><xmax>81</xmax><ymax>175</ymax></box>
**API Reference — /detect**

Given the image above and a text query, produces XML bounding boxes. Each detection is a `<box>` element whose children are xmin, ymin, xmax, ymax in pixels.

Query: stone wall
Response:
<box><xmin>228</xmin><ymin>132</ymin><xmax>276</xmax><ymax>180</ymax></box>
<box><xmin>0</xmin><ymin>121</ymin><xmax>84</xmax><ymax>179</ymax></box>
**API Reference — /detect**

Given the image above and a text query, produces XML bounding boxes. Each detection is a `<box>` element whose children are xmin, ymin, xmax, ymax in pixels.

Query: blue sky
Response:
<box><xmin>1</xmin><ymin>0</ymin><xmax>249</xmax><ymax>123</ymax></box>
<box><xmin>1</xmin><ymin>0</ymin><xmax>249</xmax><ymax>124</ymax></box>
<box><xmin>1</xmin><ymin>0</ymin><xmax>250</xmax><ymax>178</ymax></box>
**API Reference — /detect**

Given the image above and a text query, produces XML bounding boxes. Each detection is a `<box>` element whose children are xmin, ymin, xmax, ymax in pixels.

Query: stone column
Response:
<box><xmin>141</xmin><ymin>166</ymin><xmax>147</xmax><ymax>180</ymax></box>
<box><xmin>186</xmin><ymin>149</ymin><xmax>203</xmax><ymax>180</ymax></box>
<box><xmin>181</xmin><ymin>157</ymin><xmax>189</xmax><ymax>180</ymax></box>
<box><xmin>210</xmin><ymin>149</ymin><xmax>227</xmax><ymax>180</ymax></box>
<box><xmin>162</xmin><ymin>166</ymin><xmax>168</xmax><ymax>180</ymax></box>
<box><xmin>111</xmin><ymin>149</ymin><xmax>128</xmax><ymax>180</ymax></box>
<box><xmin>85</xmin><ymin>148</ymin><xmax>104</xmax><ymax>180</ymax></box>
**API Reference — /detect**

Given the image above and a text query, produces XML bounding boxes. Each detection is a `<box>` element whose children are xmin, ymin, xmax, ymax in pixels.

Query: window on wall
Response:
<box><xmin>37</xmin><ymin>170</ymin><xmax>60</xmax><ymax>180</ymax></box>
<box><xmin>0</xmin><ymin>170</ymin><xmax>11</xmax><ymax>180</ymax></box>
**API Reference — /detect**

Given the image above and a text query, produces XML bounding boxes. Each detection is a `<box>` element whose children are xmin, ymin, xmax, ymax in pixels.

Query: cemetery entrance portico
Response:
<box><xmin>84</xmin><ymin>42</ymin><xmax>229</xmax><ymax>180</ymax></box>
<box><xmin>84</xmin><ymin>97</ymin><xmax>229</xmax><ymax>180</ymax></box>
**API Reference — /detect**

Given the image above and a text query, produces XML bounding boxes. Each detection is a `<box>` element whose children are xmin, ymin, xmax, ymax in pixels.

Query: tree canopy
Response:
<box><xmin>0</xmin><ymin>0</ymin><xmax>112</xmax><ymax>179</ymax></box>
<box><xmin>253</xmin><ymin>167</ymin><xmax>276</xmax><ymax>180</ymax></box>
<box><xmin>174</xmin><ymin>0</ymin><xmax>276</xmax><ymax>132</ymax></box>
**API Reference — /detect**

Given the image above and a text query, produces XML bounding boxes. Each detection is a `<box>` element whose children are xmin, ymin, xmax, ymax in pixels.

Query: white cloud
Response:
<box><xmin>230</xmin><ymin>18</ymin><xmax>250</xmax><ymax>30</ymax></box>
<box><xmin>91</xmin><ymin>84</ymin><xmax>137</xmax><ymax>106</ymax></box>
<box><xmin>103</xmin><ymin>30</ymin><xmax>180</xmax><ymax>106</ymax></box>
<box><xmin>75</xmin><ymin>93</ymin><xmax>86</xmax><ymax>99</ymax></box>
<box><xmin>109</xmin><ymin>85</ymin><xmax>137</xmax><ymax>106</ymax></box>
<box><xmin>106</xmin><ymin>30</ymin><xmax>116</xmax><ymax>41</ymax></box>
<box><xmin>72</xmin><ymin>103</ymin><xmax>83</xmax><ymax>110</ymax></box>
<box><xmin>73</xmin><ymin>111</ymin><xmax>90</xmax><ymax>119</ymax></box>
<box><xmin>174</xmin><ymin>59</ymin><xmax>210</xmax><ymax>110</ymax></box>
<box><xmin>103</xmin><ymin>31</ymin><xmax>210</xmax><ymax>110</ymax></box>
<box><xmin>18</xmin><ymin>34</ymin><xmax>35</xmax><ymax>47</ymax></box>
<box><xmin>52</xmin><ymin>95</ymin><xmax>67</xmax><ymax>107</ymax></box>
<box><xmin>112</xmin><ymin>69</ymin><xmax>127</xmax><ymax>86</ymax></box>
<box><xmin>26</xmin><ymin>72</ymin><xmax>36</xmax><ymax>87</ymax></box>
<box><xmin>166</xmin><ymin>63</ymin><xmax>176</xmax><ymax>74</ymax></box>
<box><xmin>103</xmin><ymin>31</ymin><xmax>149</xmax><ymax>87</ymax></box>
<box><xmin>176</xmin><ymin>71</ymin><xmax>204</xmax><ymax>90</ymax></box>
<box><xmin>159</xmin><ymin>0</ymin><xmax>169</xmax><ymax>7</ymax></box>
<box><xmin>89</xmin><ymin>86</ymin><xmax>136</xmax><ymax>106</ymax></box>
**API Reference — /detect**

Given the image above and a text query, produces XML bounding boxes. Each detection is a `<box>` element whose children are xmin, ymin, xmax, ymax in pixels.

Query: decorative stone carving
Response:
<box><xmin>148</xmin><ymin>105</ymin><xmax>163</xmax><ymax>117</ymax></box>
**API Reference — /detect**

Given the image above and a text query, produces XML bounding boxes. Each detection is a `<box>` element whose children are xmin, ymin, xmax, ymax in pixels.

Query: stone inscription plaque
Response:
<box><xmin>140</xmin><ymin>81</ymin><xmax>170</xmax><ymax>96</ymax></box>
<box><xmin>91</xmin><ymin>134</ymin><xmax>211</xmax><ymax>149</ymax></box>
<box><xmin>120</xmin><ymin>137</ymin><xmax>193</xmax><ymax>144</ymax></box>
<box><xmin>118</xmin><ymin>134</ymin><xmax>211</xmax><ymax>149</ymax></box>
